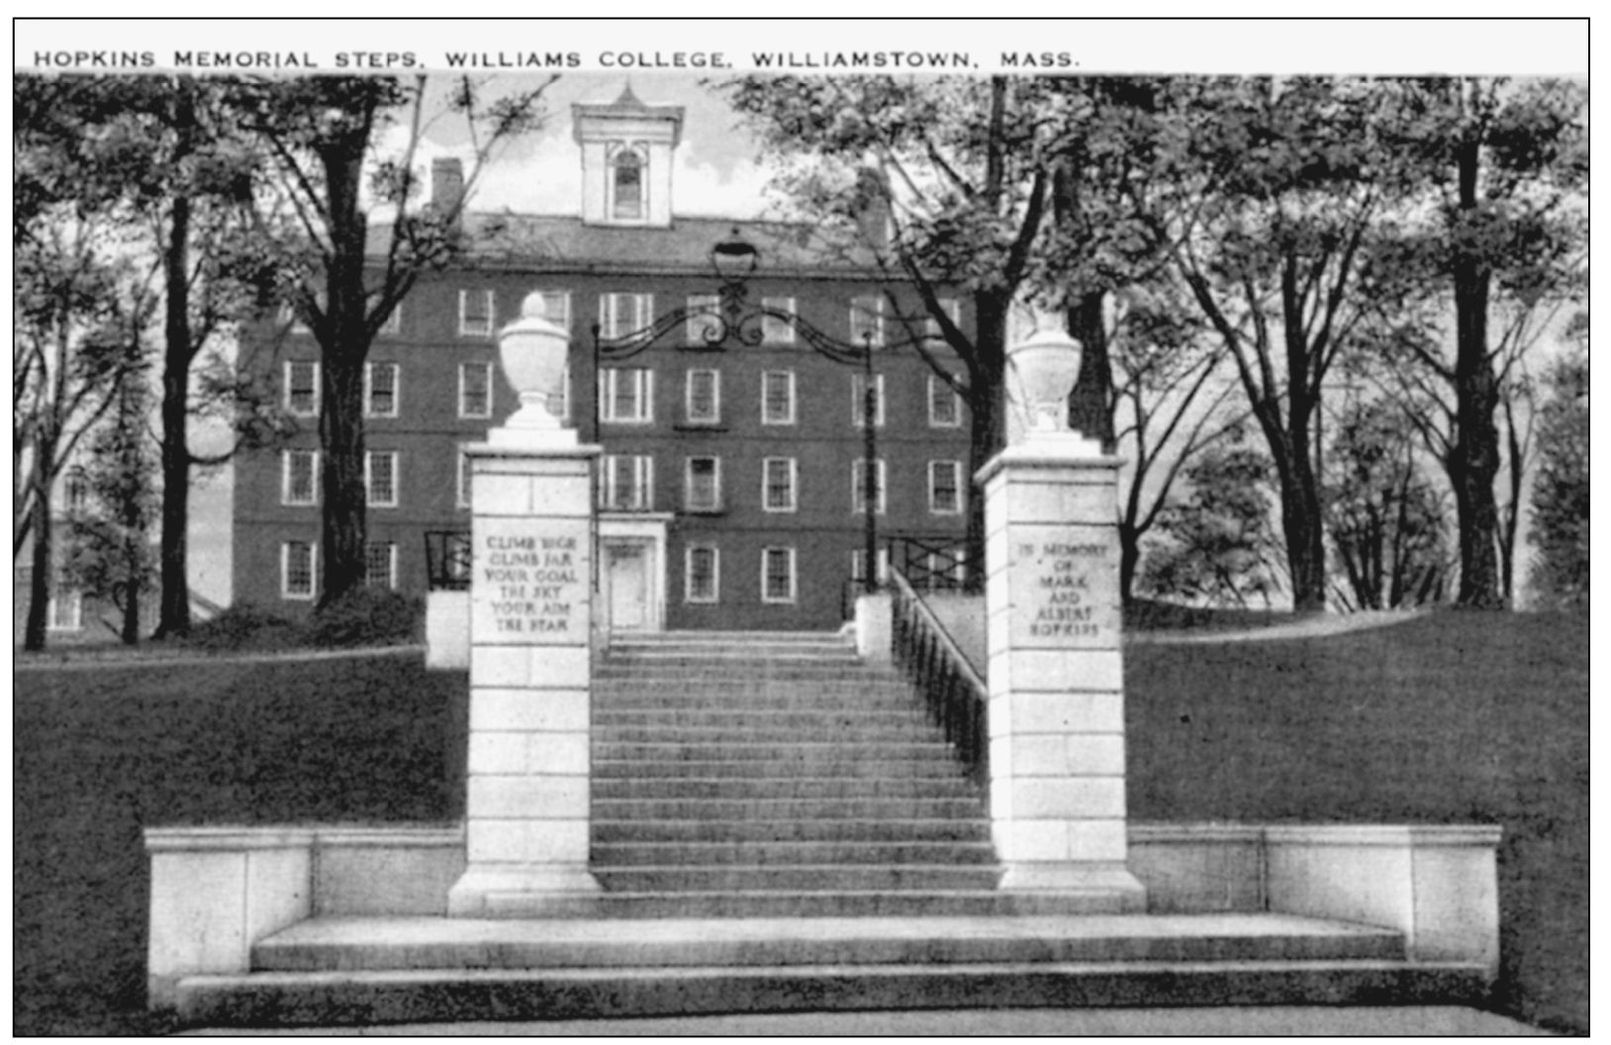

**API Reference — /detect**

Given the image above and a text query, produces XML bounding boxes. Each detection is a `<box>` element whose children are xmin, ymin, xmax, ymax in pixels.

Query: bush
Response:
<box><xmin>304</xmin><ymin>588</ymin><xmax>422</xmax><ymax>648</ymax></box>
<box><xmin>183</xmin><ymin>602</ymin><xmax>303</xmax><ymax>652</ymax></box>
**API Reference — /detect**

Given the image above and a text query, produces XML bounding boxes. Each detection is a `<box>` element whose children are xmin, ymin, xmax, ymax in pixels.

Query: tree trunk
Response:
<box><xmin>24</xmin><ymin>478</ymin><xmax>52</xmax><ymax>651</ymax></box>
<box><xmin>964</xmin><ymin>291</ymin><xmax>1011</xmax><ymax>590</ymax></box>
<box><xmin>154</xmin><ymin>187</ymin><xmax>193</xmax><ymax>638</ymax></box>
<box><xmin>1118</xmin><ymin>521</ymin><xmax>1140</xmax><ymax>607</ymax></box>
<box><xmin>1450</xmin><ymin>131</ymin><xmax>1505</xmax><ymax>609</ymax></box>
<box><xmin>122</xmin><ymin>583</ymin><xmax>141</xmax><ymax>645</ymax></box>
<box><xmin>1067</xmin><ymin>290</ymin><xmax>1115</xmax><ymax>449</ymax></box>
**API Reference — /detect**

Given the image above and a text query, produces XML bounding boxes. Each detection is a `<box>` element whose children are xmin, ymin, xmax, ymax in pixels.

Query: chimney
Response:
<box><xmin>431</xmin><ymin>157</ymin><xmax>465</xmax><ymax>222</ymax></box>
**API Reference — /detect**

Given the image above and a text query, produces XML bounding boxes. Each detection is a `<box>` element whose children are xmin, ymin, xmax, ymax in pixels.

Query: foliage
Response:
<box><xmin>1323</xmin><ymin>398</ymin><xmax>1450</xmax><ymax>610</ymax></box>
<box><xmin>1139</xmin><ymin>440</ymin><xmax>1286</xmax><ymax>609</ymax></box>
<box><xmin>182</xmin><ymin>601</ymin><xmax>304</xmax><ymax>652</ymax></box>
<box><xmin>303</xmin><ymin>587</ymin><xmax>423</xmax><ymax>648</ymax></box>
<box><xmin>1528</xmin><ymin>316</ymin><xmax>1588</xmax><ymax>609</ymax></box>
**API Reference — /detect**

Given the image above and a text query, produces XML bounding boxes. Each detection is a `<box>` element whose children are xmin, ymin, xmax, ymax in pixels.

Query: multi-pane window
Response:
<box><xmin>851</xmin><ymin>458</ymin><xmax>887</xmax><ymax>514</ymax></box>
<box><xmin>926</xmin><ymin>545</ymin><xmax>970</xmax><ymax>586</ymax></box>
<box><xmin>685</xmin><ymin>456</ymin><xmax>722</xmax><ymax>512</ymax></box>
<box><xmin>284</xmin><ymin>361</ymin><xmax>319</xmax><ymax>417</ymax></box>
<box><xmin>686</xmin><ymin>545</ymin><xmax>720</xmax><ymax>604</ymax></box>
<box><xmin>47</xmin><ymin>590</ymin><xmax>82</xmax><ymax>631</ymax></box>
<box><xmin>762</xmin><ymin>296</ymin><xmax>797</xmax><ymax>344</ymax></box>
<box><xmin>611</xmin><ymin>147</ymin><xmax>646</xmax><ymax>220</ymax></box>
<box><xmin>64</xmin><ymin>469</ymin><xmax>89</xmax><ymax>514</ymax></box>
<box><xmin>685</xmin><ymin>294</ymin><xmax>722</xmax><ymax>345</ymax></box>
<box><xmin>282</xmin><ymin>541</ymin><xmax>316</xmax><ymax>600</ymax></box>
<box><xmin>365</xmin><ymin>451</ymin><xmax>398</xmax><ymax>508</ymax></box>
<box><xmin>851</xmin><ymin>373</ymin><xmax>886</xmax><ymax>427</ymax></box>
<box><xmin>929</xmin><ymin>460</ymin><xmax>963</xmax><ymax>515</ymax></box>
<box><xmin>849</xmin><ymin>295</ymin><xmax>885</xmax><ymax>348</ymax></box>
<box><xmin>924</xmin><ymin>296</ymin><xmax>962</xmax><ymax>344</ymax></box>
<box><xmin>685</xmin><ymin>369</ymin><xmax>721</xmax><ymax>425</ymax></box>
<box><xmin>365</xmin><ymin>362</ymin><xmax>399</xmax><ymax>418</ymax></box>
<box><xmin>761</xmin><ymin>546</ymin><xmax>797</xmax><ymax>604</ymax></box>
<box><xmin>459</xmin><ymin>289</ymin><xmax>495</xmax><ymax>337</ymax></box>
<box><xmin>850</xmin><ymin>548</ymin><xmax>891</xmax><ymax>587</ymax></box>
<box><xmin>762</xmin><ymin>457</ymin><xmax>798</xmax><ymax>513</ymax></box>
<box><xmin>532</xmin><ymin>291</ymin><xmax>571</xmax><ymax>332</ymax></box>
<box><xmin>457</xmin><ymin>449</ymin><xmax>472</xmax><ymax>509</ymax></box>
<box><xmin>459</xmin><ymin>362</ymin><xmax>493</xmax><ymax>419</ymax></box>
<box><xmin>761</xmin><ymin>370</ymin><xmax>796</xmax><ymax>425</ymax></box>
<box><xmin>282</xmin><ymin>450</ymin><xmax>319</xmax><ymax>506</ymax></box>
<box><xmin>365</xmin><ymin>542</ymin><xmax>397</xmax><ymax>589</ymax></box>
<box><xmin>929</xmin><ymin>374</ymin><xmax>963</xmax><ymax>428</ymax></box>
<box><xmin>601</xmin><ymin>367</ymin><xmax>653</xmax><ymax>423</ymax></box>
<box><xmin>600</xmin><ymin>454</ymin><xmax>653</xmax><ymax>511</ymax></box>
<box><xmin>599</xmin><ymin>292</ymin><xmax>654</xmax><ymax>340</ymax></box>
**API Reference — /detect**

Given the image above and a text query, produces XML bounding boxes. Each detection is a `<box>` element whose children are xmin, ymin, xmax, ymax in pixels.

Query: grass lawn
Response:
<box><xmin>1126</xmin><ymin>610</ymin><xmax>1589</xmax><ymax>1034</ymax></box>
<box><xmin>13</xmin><ymin>611</ymin><xmax>1586</xmax><ymax>1034</ymax></box>
<box><xmin>12</xmin><ymin>653</ymin><xmax>467</xmax><ymax>1036</ymax></box>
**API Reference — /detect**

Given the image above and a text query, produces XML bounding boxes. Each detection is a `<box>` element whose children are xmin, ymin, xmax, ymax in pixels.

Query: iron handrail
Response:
<box><xmin>889</xmin><ymin>567</ymin><xmax>989</xmax><ymax>793</ymax></box>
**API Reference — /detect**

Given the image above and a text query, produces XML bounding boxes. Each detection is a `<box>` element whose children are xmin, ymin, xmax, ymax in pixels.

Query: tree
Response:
<box><xmin>1374</xmin><ymin>77</ymin><xmax>1587</xmax><ymax>608</ymax></box>
<box><xmin>234</xmin><ymin>74</ymin><xmax>558</xmax><ymax>605</ymax></box>
<box><xmin>1528</xmin><ymin>313</ymin><xmax>1588</xmax><ymax>608</ymax></box>
<box><xmin>1322</xmin><ymin>397</ymin><xmax>1450</xmax><ymax>611</ymax></box>
<box><xmin>1139</xmin><ymin>440</ymin><xmax>1285</xmax><ymax>610</ymax></box>
<box><xmin>63</xmin><ymin>375</ymin><xmax>161</xmax><ymax>644</ymax></box>
<box><xmin>722</xmin><ymin>75</ymin><xmax>1051</xmax><ymax>574</ymax></box>
<box><xmin>14</xmin><ymin>212</ymin><xmax>153</xmax><ymax>650</ymax></box>
<box><xmin>1153</xmin><ymin>77</ymin><xmax>1412</xmax><ymax>611</ymax></box>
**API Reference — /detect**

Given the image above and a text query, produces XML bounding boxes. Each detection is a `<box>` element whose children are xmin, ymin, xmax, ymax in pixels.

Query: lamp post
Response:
<box><xmin>590</xmin><ymin>228</ymin><xmax>886</xmax><ymax>595</ymax></box>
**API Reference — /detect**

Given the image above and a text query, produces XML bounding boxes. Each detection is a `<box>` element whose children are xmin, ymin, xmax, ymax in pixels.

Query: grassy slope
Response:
<box><xmin>1126</xmin><ymin>611</ymin><xmax>1589</xmax><ymax>1033</ymax></box>
<box><xmin>12</xmin><ymin>613</ymin><xmax>1587</xmax><ymax>1034</ymax></box>
<box><xmin>12</xmin><ymin>655</ymin><xmax>467</xmax><ymax>1036</ymax></box>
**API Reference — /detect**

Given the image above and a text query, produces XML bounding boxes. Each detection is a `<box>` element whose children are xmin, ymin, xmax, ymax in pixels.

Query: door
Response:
<box><xmin>605</xmin><ymin>542</ymin><xmax>649</xmax><ymax>632</ymax></box>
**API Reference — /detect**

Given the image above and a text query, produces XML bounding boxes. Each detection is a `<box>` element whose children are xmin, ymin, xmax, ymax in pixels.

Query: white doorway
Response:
<box><xmin>597</xmin><ymin>513</ymin><xmax>670</xmax><ymax>636</ymax></box>
<box><xmin>605</xmin><ymin>542</ymin><xmax>650</xmax><ymax>632</ymax></box>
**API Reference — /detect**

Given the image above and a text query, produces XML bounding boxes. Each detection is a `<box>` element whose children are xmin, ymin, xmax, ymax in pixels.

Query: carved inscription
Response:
<box><xmin>1008</xmin><ymin>525</ymin><xmax>1117</xmax><ymax>648</ymax></box>
<box><xmin>474</xmin><ymin>522</ymin><xmax>588</xmax><ymax>644</ymax></box>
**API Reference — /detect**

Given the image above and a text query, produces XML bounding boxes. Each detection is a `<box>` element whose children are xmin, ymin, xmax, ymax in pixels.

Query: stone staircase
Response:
<box><xmin>168</xmin><ymin>631</ymin><xmax>1492</xmax><ymax>1027</ymax></box>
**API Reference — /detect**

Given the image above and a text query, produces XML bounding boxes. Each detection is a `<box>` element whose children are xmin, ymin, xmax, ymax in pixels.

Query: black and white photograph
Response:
<box><xmin>12</xmin><ymin>17</ymin><xmax>1589</xmax><ymax>1036</ymax></box>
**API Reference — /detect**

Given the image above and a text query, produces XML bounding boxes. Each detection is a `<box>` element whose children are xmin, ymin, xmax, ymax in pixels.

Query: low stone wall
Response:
<box><xmin>145</xmin><ymin>820</ymin><xmax>1500</xmax><ymax>1009</ymax></box>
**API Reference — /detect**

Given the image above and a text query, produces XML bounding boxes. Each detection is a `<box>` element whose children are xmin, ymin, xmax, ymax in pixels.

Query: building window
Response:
<box><xmin>46</xmin><ymin>590</ymin><xmax>82</xmax><ymax>631</ymax></box>
<box><xmin>610</xmin><ymin>146</ymin><xmax>646</xmax><ymax>220</ymax></box>
<box><xmin>761</xmin><ymin>370</ymin><xmax>796</xmax><ymax>426</ymax></box>
<box><xmin>366</xmin><ymin>451</ymin><xmax>398</xmax><ymax>508</ymax></box>
<box><xmin>459</xmin><ymin>362</ymin><xmax>493</xmax><ymax>419</ymax></box>
<box><xmin>762</xmin><ymin>457</ymin><xmax>798</xmax><ymax>513</ymax></box>
<box><xmin>926</xmin><ymin>545</ymin><xmax>970</xmax><ymax>586</ymax></box>
<box><xmin>281</xmin><ymin>541</ymin><xmax>317</xmax><ymax>600</ymax></box>
<box><xmin>850</xmin><ymin>548</ymin><xmax>891</xmax><ymax>587</ymax></box>
<box><xmin>532</xmin><ymin>290</ymin><xmax>571</xmax><ymax>332</ymax></box>
<box><xmin>459</xmin><ymin>289</ymin><xmax>495</xmax><ymax>338</ymax></box>
<box><xmin>761</xmin><ymin>546</ymin><xmax>797</xmax><ymax>604</ymax></box>
<box><xmin>685</xmin><ymin>294</ymin><xmax>722</xmax><ymax>345</ymax></box>
<box><xmin>929</xmin><ymin>460</ymin><xmax>963</xmax><ymax>515</ymax></box>
<box><xmin>365</xmin><ymin>362</ymin><xmax>399</xmax><ymax>418</ymax></box>
<box><xmin>599</xmin><ymin>292</ymin><xmax>654</xmax><ymax>340</ymax></box>
<box><xmin>684</xmin><ymin>456</ymin><xmax>722</xmax><ymax>512</ymax></box>
<box><xmin>281</xmin><ymin>450</ymin><xmax>319</xmax><ymax>506</ymax></box>
<box><xmin>63</xmin><ymin>468</ymin><xmax>89</xmax><ymax>514</ymax></box>
<box><xmin>686</xmin><ymin>544</ymin><xmax>719</xmax><ymax>604</ymax></box>
<box><xmin>929</xmin><ymin>374</ymin><xmax>963</xmax><ymax>428</ymax></box>
<box><xmin>685</xmin><ymin>369</ymin><xmax>720</xmax><ymax>425</ymax></box>
<box><xmin>762</xmin><ymin>296</ymin><xmax>797</xmax><ymax>344</ymax></box>
<box><xmin>365</xmin><ymin>542</ymin><xmax>397</xmax><ymax>589</ymax></box>
<box><xmin>851</xmin><ymin>458</ymin><xmax>887</xmax><ymax>515</ymax></box>
<box><xmin>457</xmin><ymin>448</ymin><xmax>472</xmax><ymax>509</ymax></box>
<box><xmin>850</xmin><ymin>295</ymin><xmax>885</xmax><ymax>348</ymax></box>
<box><xmin>601</xmin><ymin>367</ymin><xmax>653</xmax><ymax>424</ymax></box>
<box><xmin>284</xmin><ymin>360</ymin><xmax>319</xmax><ymax>417</ymax></box>
<box><xmin>600</xmin><ymin>454</ymin><xmax>653</xmax><ymax>511</ymax></box>
<box><xmin>851</xmin><ymin>373</ymin><xmax>886</xmax><ymax>427</ymax></box>
<box><xmin>924</xmin><ymin>296</ymin><xmax>962</xmax><ymax>344</ymax></box>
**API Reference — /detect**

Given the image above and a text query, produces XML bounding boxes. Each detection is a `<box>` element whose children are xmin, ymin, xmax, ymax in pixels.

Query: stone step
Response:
<box><xmin>594</xmin><ymin>741</ymin><xmax>960</xmax><ymax>763</ymax></box>
<box><xmin>592</xmin><ymin>797</ymin><xmax>988</xmax><ymax>821</ymax></box>
<box><xmin>595</xmin><ymin>666</ymin><xmax>896</xmax><ymax>682</ymax></box>
<box><xmin>592</xmin><ymin>865</ymin><xmax>1002</xmax><ymax>893</ymax></box>
<box><xmin>612</xmin><ymin>630</ymin><xmax>852</xmax><ymax>647</ymax></box>
<box><xmin>592</xmin><ymin>778</ymin><xmax>977</xmax><ymax>801</ymax></box>
<box><xmin>589</xmin><ymin>840</ymin><xmax>1000</xmax><ymax>867</ymax></box>
<box><xmin>593</xmin><ymin>723</ymin><xmax>941</xmax><ymax>745</ymax></box>
<box><xmin>178</xmin><ymin>960</ymin><xmax>1486</xmax><ymax>1027</ymax></box>
<box><xmin>592</xmin><ymin>759</ymin><xmax>968</xmax><ymax>781</ymax></box>
<box><xmin>592</xmin><ymin>694</ymin><xmax>922</xmax><ymax>714</ymax></box>
<box><xmin>591</xmin><ymin>819</ymin><xmax>992</xmax><ymax>844</ymax></box>
<box><xmin>593</xmin><ymin>709</ymin><xmax>932</xmax><ymax>730</ymax></box>
<box><xmin>249</xmin><ymin>914</ymin><xmax>1408</xmax><ymax>972</ymax></box>
<box><xmin>581</xmin><ymin>890</ymin><xmax>1153</xmax><ymax>918</ymax></box>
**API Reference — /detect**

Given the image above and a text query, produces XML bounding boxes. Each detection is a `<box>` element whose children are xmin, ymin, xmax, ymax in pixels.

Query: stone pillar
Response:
<box><xmin>447</xmin><ymin>427</ymin><xmax>603</xmax><ymax>916</ymax></box>
<box><xmin>978</xmin><ymin>431</ymin><xmax>1145</xmax><ymax>909</ymax></box>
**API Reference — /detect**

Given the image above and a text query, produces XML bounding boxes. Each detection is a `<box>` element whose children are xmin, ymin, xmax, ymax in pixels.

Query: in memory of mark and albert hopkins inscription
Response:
<box><xmin>474</xmin><ymin>522</ymin><xmax>589</xmax><ymax>642</ymax></box>
<box><xmin>1008</xmin><ymin>525</ymin><xmax>1118</xmax><ymax>647</ymax></box>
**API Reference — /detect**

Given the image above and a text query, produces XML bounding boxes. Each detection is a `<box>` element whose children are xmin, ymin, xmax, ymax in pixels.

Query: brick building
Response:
<box><xmin>232</xmin><ymin>85</ymin><xmax>973</xmax><ymax>631</ymax></box>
